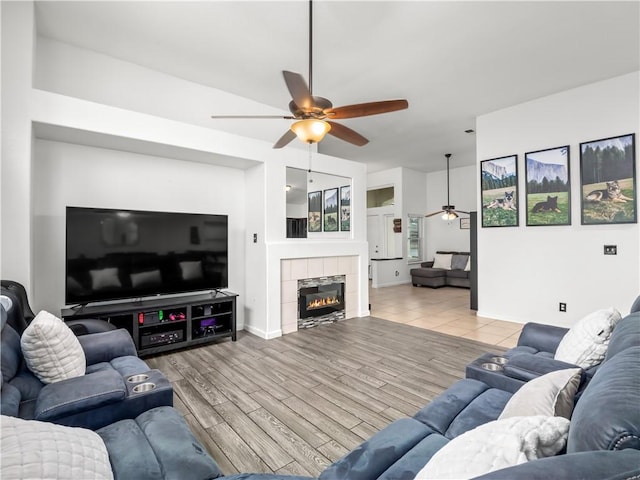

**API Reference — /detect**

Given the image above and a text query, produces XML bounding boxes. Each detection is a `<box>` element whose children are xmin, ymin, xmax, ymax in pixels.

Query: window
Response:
<box><xmin>367</xmin><ymin>186</ymin><xmax>394</xmax><ymax>208</ymax></box>
<box><xmin>407</xmin><ymin>215</ymin><xmax>423</xmax><ymax>263</ymax></box>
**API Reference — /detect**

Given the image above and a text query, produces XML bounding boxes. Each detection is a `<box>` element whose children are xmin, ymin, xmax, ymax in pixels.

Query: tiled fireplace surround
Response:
<box><xmin>280</xmin><ymin>256</ymin><xmax>359</xmax><ymax>334</ymax></box>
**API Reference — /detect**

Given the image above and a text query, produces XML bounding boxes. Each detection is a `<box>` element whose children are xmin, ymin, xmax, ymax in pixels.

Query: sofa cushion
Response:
<box><xmin>432</xmin><ymin>254</ymin><xmax>452</xmax><ymax>270</ymax></box>
<box><xmin>451</xmin><ymin>254</ymin><xmax>468</xmax><ymax>271</ymax></box>
<box><xmin>499</xmin><ymin>368</ymin><xmax>581</xmax><ymax>420</ymax></box>
<box><xmin>554</xmin><ymin>307</ymin><xmax>622</xmax><ymax>368</ymax></box>
<box><xmin>568</xmin><ymin>346</ymin><xmax>640</xmax><ymax>453</ymax></box>
<box><xmin>415</xmin><ymin>416</ymin><xmax>570</xmax><ymax>479</ymax></box>
<box><xmin>445</xmin><ymin>269</ymin><xmax>468</xmax><ymax>279</ymax></box>
<box><xmin>464</xmin><ymin>257</ymin><xmax>471</xmax><ymax>271</ymax></box>
<box><xmin>98</xmin><ymin>406</ymin><xmax>222</xmax><ymax>480</ymax></box>
<box><xmin>21</xmin><ymin>311</ymin><xmax>86</xmax><ymax>384</ymax></box>
<box><xmin>1</xmin><ymin>415</ymin><xmax>113</xmax><ymax>480</ymax></box>
<box><xmin>410</xmin><ymin>268</ymin><xmax>446</xmax><ymax>279</ymax></box>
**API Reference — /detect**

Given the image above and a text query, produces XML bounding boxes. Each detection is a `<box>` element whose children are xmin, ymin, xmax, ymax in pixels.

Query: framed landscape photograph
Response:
<box><xmin>323</xmin><ymin>188</ymin><xmax>339</xmax><ymax>232</ymax></box>
<box><xmin>580</xmin><ymin>133</ymin><xmax>636</xmax><ymax>225</ymax></box>
<box><xmin>525</xmin><ymin>146</ymin><xmax>571</xmax><ymax>226</ymax></box>
<box><xmin>307</xmin><ymin>191</ymin><xmax>322</xmax><ymax>232</ymax></box>
<box><xmin>340</xmin><ymin>185</ymin><xmax>351</xmax><ymax>231</ymax></box>
<box><xmin>480</xmin><ymin>155</ymin><xmax>519</xmax><ymax>227</ymax></box>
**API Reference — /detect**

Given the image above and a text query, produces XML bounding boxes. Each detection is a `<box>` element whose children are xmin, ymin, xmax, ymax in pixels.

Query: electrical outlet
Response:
<box><xmin>559</xmin><ymin>302</ymin><xmax>567</xmax><ymax>312</ymax></box>
<box><xmin>604</xmin><ymin>245</ymin><xmax>617</xmax><ymax>255</ymax></box>
<box><xmin>253</xmin><ymin>233</ymin><xmax>257</xmax><ymax>243</ymax></box>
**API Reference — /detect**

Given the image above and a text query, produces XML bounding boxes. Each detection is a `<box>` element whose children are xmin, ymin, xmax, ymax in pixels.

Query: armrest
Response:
<box><xmin>319</xmin><ymin>418</ymin><xmax>434</xmax><ymax>480</ymax></box>
<box><xmin>66</xmin><ymin>318</ymin><xmax>117</xmax><ymax>336</ymax></box>
<box><xmin>78</xmin><ymin>328</ymin><xmax>138</xmax><ymax>365</ymax></box>
<box><xmin>421</xmin><ymin>261</ymin><xmax>435</xmax><ymax>268</ymax></box>
<box><xmin>504</xmin><ymin>353</ymin><xmax>581</xmax><ymax>382</ymax></box>
<box><xmin>517</xmin><ymin>322</ymin><xmax>569</xmax><ymax>353</ymax></box>
<box><xmin>414</xmin><ymin>379</ymin><xmax>511</xmax><ymax>437</ymax></box>
<box><xmin>34</xmin><ymin>369</ymin><xmax>126</xmax><ymax>422</ymax></box>
<box><xmin>472</xmin><ymin>449</ymin><xmax>640</xmax><ymax>479</ymax></box>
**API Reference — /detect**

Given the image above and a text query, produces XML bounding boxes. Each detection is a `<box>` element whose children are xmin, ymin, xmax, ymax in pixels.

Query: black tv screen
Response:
<box><xmin>65</xmin><ymin>206</ymin><xmax>228</xmax><ymax>304</ymax></box>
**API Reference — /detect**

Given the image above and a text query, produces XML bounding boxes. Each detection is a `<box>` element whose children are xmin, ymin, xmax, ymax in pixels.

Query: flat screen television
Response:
<box><xmin>65</xmin><ymin>206</ymin><xmax>228</xmax><ymax>304</ymax></box>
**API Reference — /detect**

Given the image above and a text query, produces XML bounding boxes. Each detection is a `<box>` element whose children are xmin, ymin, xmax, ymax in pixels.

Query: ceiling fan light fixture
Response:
<box><xmin>291</xmin><ymin>119</ymin><xmax>331</xmax><ymax>144</ymax></box>
<box><xmin>442</xmin><ymin>211</ymin><xmax>458</xmax><ymax>221</ymax></box>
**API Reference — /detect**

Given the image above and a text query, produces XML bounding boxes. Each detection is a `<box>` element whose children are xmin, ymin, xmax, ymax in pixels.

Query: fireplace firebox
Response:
<box><xmin>298</xmin><ymin>282</ymin><xmax>345</xmax><ymax>320</ymax></box>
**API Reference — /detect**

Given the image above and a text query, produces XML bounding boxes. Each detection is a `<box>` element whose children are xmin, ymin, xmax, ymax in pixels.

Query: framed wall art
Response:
<box><xmin>460</xmin><ymin>217</ymin><xmax>470</xmax><ymax>230</ymax></box>
<box><xmin>580</xmin><ymin>133</ymin><xmax>636</xmax><ymax>225</ymax></box>
<box><xmin>480</xmin><ymin>154</ymin><xmax>519</xmax><ymax>227</ymax></box>
<box><xmin>307</xmin><ymin>191</ymin><xmax>322</xmax><ymax>232</ymax></box>
<box><xmin>323</xmin><ymin>188</ymin><xmax>339</xmax><ymax>232</ymax></box>
<box><xmin>340</xmin><ymin>185</ymin><xmax>351</xmax><ymax>231</ymax></box>
<box><xmin>525</xmin><ymin>146</ymin><xmax>571</xmax><ymax>226</ymax></box>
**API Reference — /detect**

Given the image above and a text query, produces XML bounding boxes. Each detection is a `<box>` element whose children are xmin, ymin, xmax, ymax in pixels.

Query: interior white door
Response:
<box><xmin>367</xmin><ymin>215</ymin><xmax>382</xmax><ymax>259</ymax></box>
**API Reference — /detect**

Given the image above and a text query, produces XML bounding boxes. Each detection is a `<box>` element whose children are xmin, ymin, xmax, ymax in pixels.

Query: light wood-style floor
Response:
<box><xmin>370</xmin><ymin>284</ymin><xmax>523</xmax><ymax>348</ymax></box>
<box><xmin>146</xmin><ymin>305</ymin><xmax>510</xmax><ymax>476</ymax></box>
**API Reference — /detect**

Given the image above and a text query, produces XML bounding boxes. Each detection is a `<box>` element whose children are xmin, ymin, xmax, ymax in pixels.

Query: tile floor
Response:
<box><xmin>369</xmin><ymin>283</ymin><xmax>523</xmax><ymax>348</ymax></box>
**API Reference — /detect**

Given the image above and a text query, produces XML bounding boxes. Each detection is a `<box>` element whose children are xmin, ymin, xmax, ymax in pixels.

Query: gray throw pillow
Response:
<box><xmin>451</xmin><ymin>254</ymin><xmax>469</xmax><ymax>271</ymax></box>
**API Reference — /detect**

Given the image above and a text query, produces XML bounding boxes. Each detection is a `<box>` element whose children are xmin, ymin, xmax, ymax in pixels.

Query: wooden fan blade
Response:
<box><xmin>425</xmin><ymin>211</ymin><xmax>445</xmax><ymax>218</ymax></box>
<box><xmin>324</xmin><ymin>99</ymin><xmax>409</xmax><ymax>119</ymax></box>
<box><xmin>273</xmin><ymin>129</ymin><xmax>297</xmax><ymax>149</ymax></box>
<box><xmin>326</xmin><ymin>121</ymin><xmax>368</xmax><ymax>146</ymax></box>
<box><xmin>283</xmin><ymin>71</ymin><xmax>314</xmax><ymax>110</ymax></box>
<box><xmin>211</xmin><ymin>115</ymin><xmax>296</xmax><ymax>119</ymax></box>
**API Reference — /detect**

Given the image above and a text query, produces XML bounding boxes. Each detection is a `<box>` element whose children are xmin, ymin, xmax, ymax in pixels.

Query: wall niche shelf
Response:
<box><xmin>61</xmin><ymin>291</ymin><xmax>237</xmax><ymax>357</ymax></box>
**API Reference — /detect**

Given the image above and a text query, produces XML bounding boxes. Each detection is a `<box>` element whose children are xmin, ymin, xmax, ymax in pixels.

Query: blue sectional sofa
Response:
<box><xmin>3</xmin><ymin>280</ymin><xmax>639</xmax><ymax>480</ymax></box>
<box><xmin>226</xmin><ymin>300</ymin><xmax>640</xmax><ymax>480</ymax></box>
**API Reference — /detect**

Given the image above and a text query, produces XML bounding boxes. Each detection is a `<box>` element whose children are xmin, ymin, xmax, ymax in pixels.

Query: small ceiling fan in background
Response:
<box><xmin>426</xmin><ymin>154</ymin><xmax>470</xmax><ymax>220</ymax></box>
<box><xmin>210</xmin><ymin>0</ymin><xmax>408</xmax><ymax>149</ymax></box>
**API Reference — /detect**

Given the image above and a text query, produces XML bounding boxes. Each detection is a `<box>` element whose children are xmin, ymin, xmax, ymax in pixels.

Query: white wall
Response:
<box><xmin>477</xmin><ymin>72</ymin><xmax>639</xmax><ymax>326</ymax></box>
<box><xmin>2</xmin><ymin>4</ymin><xmax>371</xmax><ymax>340</ymax></box>
<box><xmin>32</xmin><ymin>139</ymin><xmax>247</xmax><ymax>329</ymax></box>
<box><xmin>1</xmin><ymin>1</ymin><xmax>35</xmax><ymax>287</ymax></box>
<box><xmin>425</xmin><ymin>164</ymin><xmax>476</xmax><ymax>259</ymax></box>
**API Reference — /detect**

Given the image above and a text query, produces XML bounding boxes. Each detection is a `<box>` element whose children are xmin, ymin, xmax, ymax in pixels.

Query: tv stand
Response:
<box><xmin>61</xmin><ymin>291</ymin><xmax>237</xmax><ymax>357</ymax></box>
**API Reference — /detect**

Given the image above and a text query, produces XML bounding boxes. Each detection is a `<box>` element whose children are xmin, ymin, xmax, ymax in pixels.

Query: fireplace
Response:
<box><xmin>297</xmin><ymin>275</ymin><xmax>346</xmax><ymax>328</ymax></box>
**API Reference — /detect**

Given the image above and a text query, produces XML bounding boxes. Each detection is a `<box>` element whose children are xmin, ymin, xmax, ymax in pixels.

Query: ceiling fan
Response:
<box><xmin>426</xmin><ymin>154</ymin><xmax>470</xmax><ymax>220</ymax></box>
<box><xmin>210</xmin><ymin>0</ymin><xmax>408</xmax><ymax>149</ymax></box>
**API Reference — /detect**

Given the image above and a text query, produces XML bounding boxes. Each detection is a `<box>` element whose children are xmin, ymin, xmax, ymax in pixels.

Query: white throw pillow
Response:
<box><xmin>464</xmin><ymin>256</ymin><xmax>471</xmax><ymax>272</ymax></box>
<box><xmin>432</xmin><ymin>253</ymin><xmax>453</xmax><ymax>270</ymax></box>
<box><xmin>1</xmin><ymin>415</ymin><xmax>113</xmax><ymax>480</ymax></box>
<box><xmin>180</xmin><ymin>260</ymin><xmax>204</xmax><ymax>280</ymax></box>
<box><xmin>554</xmin><ymin>307</ymin><xmax>622</xmax><ymax>368</ymax></box>
<box><xmin>21</xmin><ymin>311</ymin><xmax>86</xmax><ymax>384</ymax></box>
<box><xmin>499</xmin><ymin>368</ymin><xmax>582</xmax><ymax>420</ymax></box>
<box><xmin>415</xmin><ymin>416</ymin><xmax>570</xmax><ymax>479</ymax></box>
<box><xmin>89</xmin><ymin>267</ymin><xmax>121</xmax><ymax>290</ymax></box>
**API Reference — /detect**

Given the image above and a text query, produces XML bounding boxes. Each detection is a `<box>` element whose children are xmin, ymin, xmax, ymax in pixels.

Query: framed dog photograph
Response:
<box><xmin>480</xmin><ymin>155</ymin><xmax>519</xmax><ymax>228</ymax></box>
<box><xmin>525</xmin><ymin>146</ymin><xmax>571</xmax><ymax>226</ymax></box>
<box><xmin>307</xmin><ymin>191</ymin><xmax>322</xmax><ymax>232</ymax></box>
<box><xmin>580</xmin><ymin>133</ymin><xmax>636</xmax><ymax>225</ymax></box>
<box><xmin>340</xmin><ymin>185</ymin><xmax>351</xmax><ymax>231</ymax></box>
<box><xmin>323</xmin><ymin>188</ymin><xmax>339</xmax><ymax>232</ymax></box>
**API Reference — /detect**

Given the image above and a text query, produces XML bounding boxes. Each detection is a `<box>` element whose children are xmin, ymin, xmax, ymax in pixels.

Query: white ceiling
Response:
<box><xmin>35</xmin><ymin>1</ymin><xmax>640</xmax><ymax>173</ymax></box>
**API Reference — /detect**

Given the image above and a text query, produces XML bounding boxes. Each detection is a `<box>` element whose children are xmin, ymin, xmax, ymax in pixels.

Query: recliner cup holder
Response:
<box><xmin>127</xmin><ymin>374</ymin><xmax>149</xmax><ymax>383</ymax></box>
<box><xmin>490</xmin><ymin>356</ymin><xmax>508</xmax><ymax>365</ymax></box>
<box><xmin>481</xmin><ymin>362</ymin><xmax>503</xmax><ymax>371</ymax></box>
<box><xmin>132</xmin><ymin>382</ymin><xmax>157</xmax><ymax>393</ymax></box>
